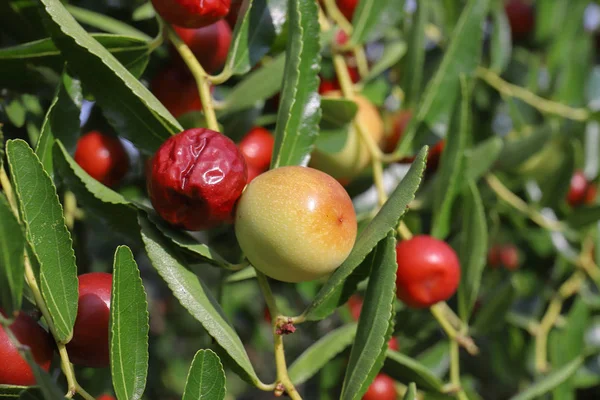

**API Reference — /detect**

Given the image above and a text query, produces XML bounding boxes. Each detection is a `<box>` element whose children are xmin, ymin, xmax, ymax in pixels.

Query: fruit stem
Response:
<box><xmin>430</xmin><ymin>303</ymin><xmax>478</xmax><ymax>356</ymax></box>
<box><xmin>578</xmin><ymin>236</ymin><xmax>600</xmax><ymax>286</ymax></box>
<box><xmin>322</xmin><ymin>0</ymin><xmax>353</xmax><ymax>34</ymax></box>
<box><xmin>353</xmin><ymin>47</ymin><xmax>369</xmax><ymax>79</ymax></box>
<box><xmin>165</xmin><ymin>23</ymin><xmax>220</xmax><ymax>132</ymax></box>
<box><xmin>449</xmin><ymin>339</ymin><xmax>469</xmax><ymax>400</ymax></box>
<box><xmin>534</xmin><ymin>271</ymin><xmax>584</xmax><ymax>373</ymax></box>
<box><xmin>256</xmin><ymin>270</ymin><xmax>279</xmax><ymax>318</ymax></box>
<box><xmin>0</xmin><ymin>167</ymin><xmax>18</xmax><ymax>216</ymax></box>
<box><xmin>485</xmin><ymin>174</ymin><xmax>566</xmax><ymax>232</ymax></box>
<box><xmin>476</xmin><ymin>66</ymin><xmax>589</xmax><ymax>121</ymax></box>
<box><xmin>64</xmin><ymin>191</ymin><xmax>77</xmax><ymax>230</ymax></box>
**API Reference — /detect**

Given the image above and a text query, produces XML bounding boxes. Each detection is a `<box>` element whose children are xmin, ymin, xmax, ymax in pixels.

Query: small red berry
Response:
<box><xmin>74</xmin><ymin>131</ymin><xmax>129</xmax><ymax>187</ymax></box>
<box><xmin>0</xmin><ymin>311</ymin><xmax>54</xmax><ymax>386</ymax></box>
<box><xmin>395</xmin><ymin>235</ymin><xmax>461</xmax><ymax>308</ymax></box>
<box><xmin>504</xmin><ymin>0</ymin><xmax>535</xmax><ymax>41</ymax></box>
<box><xmin>96</xmin><ymin>395</ymin><xmax>116</xmax><ymax>400</ymax></box>
<box><xmin>151</xmin><ymin>0</ymin><xmax>231</xmax><ymax>29</ymax></box>
<box><xmin>567</xmin><ymin>170</ymin><xmax>590</xmax><ymax>207</ymax></box>
<box><xmin>239</xmin><ymin>127</ymin><xmax>275</xmax><ymax>172</ymax></box>
<box><xmin>336</xmin><ymin>0</ymin><xmax>358</xmax><ymax>22</ymax></box>
<box><xmin>67</xmin><ymin>273</ymin><xmax>112</xmax><ymax>368</ymax></box>
<box><xmin>173</xmin><ymin>20</ymin><xmax>232</xmax><ymax>74</ymax></box>
<box><xmin>151</xmin><ymin>65</ymin><xmax>203</xmax><ymax>118</ymax></box>
<box><xmin>336</xmin><ymin>30</ymin><xmax>349</xmax><ymax>46</ymax></box>
<box><xmin>500</xmin><ymin>245</ymin><xmax>519</xmax><ymax>271</ymax></box>
<box><xmin>387</xmin><ymin>336</ymin><xmax>399</xmax><ymax>351</ymax></box>
<box><xmin>362</xmin><ymin>374</ymin><xmax>396</xmax><ymax>400</ymax></box>
<box><xmin>246</xmin><ymin>164</ymin><xmax>263</xmax><ymax>184</ymax></box>
<box><xmin>148</xmin><ymin>128</ymin><xmax>247</xmax><ymax>231</ymax></box>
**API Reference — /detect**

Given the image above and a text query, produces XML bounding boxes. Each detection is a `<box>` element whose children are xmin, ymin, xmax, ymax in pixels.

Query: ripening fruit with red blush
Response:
<box><xmin>504</xmin><ymin>0</ymin><xmax>535</xmax><ymax>40</ymax></box>
<box><xmin>500</xmin><ymin>245</ymin><xmax>520</xmax><ymax>271</ymax></box>
<box><xmin>362</xmin><ymin>374</ymin><xmax>397</xmax><ymax>400</ymax></box>
<box><xmin>148</xmin><ymin>128</ymin><xmax>247</xmax><ymax>231</ymax></box>
<box><xmin>75</xmin><ymin>131</ymin><xmax>129</xmax><ymax>187</ymax></box>
<box><xmin>151</xmin><ymin>65</ymin><xmax>203</xmax><ymax>118</ymax></box>
<box><xmin>239</xmin><ymin>127</ymin><xmax>275</xmax><ymax>172</ymax></box>
<box><xmin>567</xmin><ymin>170</ymin><xmax>590</xmax><ymax>207</ymax></box>
<box><xmin>151</xmin><ymin>0</ymin><xmax>230</xmax><ymax>28</ymax></box>
<box><xmin>0</xmin><ymin>311</ymin><xmax>54</xmax><ymax>385</ymax></box>
<box><xmin>96</xmin><ymin>395</ymin><xmax>116</xmax><ymax>400</ymax></box>
<box><xmin>336</xmin><ymin>0</ymin><xmax>358</xmax><ymax>22</ymax></box>
<box><xmin>395</xmin><ymin>235</ymin><xmax>461</xmax><ymax>308</ymax></box>
<box><xmin>66</xmin><ymin>273</ymin><xmax>112</xmax><ymax>368</ymax></box>
<box><xmin>173</xmin><ymin>20</ymin><xmax>232</xmax><ymax>74</ymax></box>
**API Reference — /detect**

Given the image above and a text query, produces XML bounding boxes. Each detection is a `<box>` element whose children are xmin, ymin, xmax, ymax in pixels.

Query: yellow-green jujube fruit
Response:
<box><xmin>235</xmin><ymin>166</ymin><xmax>357</xmax><ymax>283</ymax></box>
<box><xmin>309</xmin><ymin>92</ymin><xmax>384</xmax><ymax>183</ymax></box>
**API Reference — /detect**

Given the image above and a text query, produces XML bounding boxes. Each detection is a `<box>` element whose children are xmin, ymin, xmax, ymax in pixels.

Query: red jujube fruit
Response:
<box><xmin>151</xmin><ymin>66</ymin><xmax>203</xmax><ymax>118</ymax></box>
<box><xmin>151</xmin><ymin>0</ymin><xmax>230</xmax><ymax>29</ymax></box>
<box><xmin>74</xmin><ymin>131</ymin><xmax>129</xmax><ymax>187</ymax></box>
<box><xmin>173</xmin><ymin>20</ymin><xmax>232</xmax><ymax>74</ymax></box>
<box><xmin>362</xmin><ymin>374</ymin><xmax>397</xmax><ymax>400</ymax></box>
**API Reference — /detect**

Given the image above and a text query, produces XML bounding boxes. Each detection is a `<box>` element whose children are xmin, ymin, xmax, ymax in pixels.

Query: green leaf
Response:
<box><xmin>457</xmin><ymin>181</ymin><xmax>488</xmax><ymax>320</ymax></box>
<box><xmin>464</xmin><ymin>136</ymin><xmax>503</xmax><ymax>183</ymax></box>
<box><xmin>490</xmin><ymin>3</ymin><xmax>512</xmax><ymax>74</ymax></box>
<box><xmin>223</xmin><ymin>0</ymin><xmax>285</xmax><ymax>75</ymax></box>
<box><xmin>495</xmin><ymin>126</ymin><xmax>553</xmax><ymax>171</ymax></box>
<box><xmin>65</xmin><ymin>5</ymin><xmax>151</xmax><ymax>40</ymax></box>
<box><xmin>0</xmin><ymin>385</ymin><xmax>26</xmax><ymax>398</ymax></box>
<box><xmin>431</xmin><ymin>76</ymin><xmax>471</xmax><ymax>239</ymax></box>
<box><xmin>36</xmin><ymin>73</ymin><xmax>81</xmax><ymax>175</ymax></box>
<box><xmin>349</xmin><ymin>0</ymin><xmax>394</xmax><ymax>45</ymax></box>
<box><xmin>314</xmin><ymin>126</ymin><xmax>351</xmax><ymax>154</ymax></box>
<box><xmin>52</xmin><ymin>141</ymin><xmax>140</xmax><ymax>240</ymax></box>
<box><xmin>19</xmin><ymin>351</ymin><xmax>65</xmax><ymax>399</ymax></box>
<box><xmin>395</xmin><ymin>0</ymin><xmax>489</xmax><ymax>155</ymax></box>
<box><xmin>303</xmin><ymin>148</ymin><xmax>427</xmax><ymax>321</ymax></box>
<box><xmin>383</xmin><ymin>350</ymin><xmax>444</xmax><ymax>392</ymax></box>
<box><xmin>365</xmin><ymin>41</ymin><xmax>406</xmax><ymax>83</ymax></box>
<box><xmin>110</xmin><ymin>246</ymin><xmax>149</xmax><ymax>400</ymax></box>
<box><xmin>139</xmin><ymin>216</ymin><xmax>260</xmax><ymax>385</ymax></box>
<box><xmin>271</xmin><ymin>0</ymin><xmax>321</xmax><ymax>168</ymax></box>
<box><xmin>341</xmin><ymin>232</ymin><xmax>397</xmax><ymax>400</ymax></box>
<box><xmin>182</xmin><ymin>349</ymin><xmax>226</xmax><ymax>400</ymax></box>
<box><xmin>288</xmin><ymin>323</ymin><xmax>357</xmax><ymax>385</ymax></box>
<box><xmin>221</xmin><ymin>54</ymin><xmax>285</xmax><ymax>114</ymax></box>
<box><xmin>17</xmin><ymin>388</ymin><xmax>45</xmax><ymax>400</ymax></box>
<box><xmin>5</xmin><ymin>100</ymin><xmax>26</xmax><ymax>128</ymax></box>
<box><xmin>567</xmin><ymin>206</ymin><xmax>600</xmax><ymax>229</ymax></box>
<box><xmin>472</xmin><ymin>281</ymin><xmax>515</xmax><ymax>334</ymax></box>
<box><xmin>509</xmin><ymin>357</ymin><xmax>583</xmax><ymax>400</ymax></box>
<box><xmin>540</xmin><ymin>141</ymin><xmax>575</xmax><ymax>209</ymax></box>
<box><xmin>401</xmin><ymin>1</ymin><xmax>427</xmax><ymax>107</ymax></box>
<box><xmin>403</xmin><ymin>383</ymin><xmax>417</xmax><ymax>400</ymax></box>
<box><xmin>6</xmin><ymin>139</ymin><xmax>78</xmax><ymax>343</ymax></box>
<box><xmin>0</xmin><ymin>195</ymin><xmax>25</xmax><ymax>316</ymax></box>
<box><xmin>38</xmin><ymin>0</ymin><xmax>180</xmax><ymax>154</ymax></box>
<box><xmin>225</xmin><ymin>267</ymin><xmax>257</xmax><ymax>283</ymax></box>
<box><xmin>320</xmin><ymin>98</ymin><xmax>358</xmax><ymax>129</ymax></box>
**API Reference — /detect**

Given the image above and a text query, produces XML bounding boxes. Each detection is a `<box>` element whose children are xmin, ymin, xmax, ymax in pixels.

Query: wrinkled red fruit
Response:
<box><xmin>151</xmin><ymin>0</ymin><xmax>230</xmax><ymax>28</ymax></box>
<box><xmin>148</xmin><ymin>128</ymin><xmax>247</xmax><ymax>231</ymax></box>
<box><xmin>362</xmin><ymin>374</ymin><xmax>396</xmax><ymax>400</ymax></box>
<box><xmin>336</xmin><ymin>0</ymin><xmax>358</xmax><ymax>22</ymax></box>
<box><xmin>395</xmin><ymin>235</ymin><xmax>461</xmax><ymax>308</ymax></box>
<box><xmin>173</xmin><ymin>20</ymin><xmax>232</xmax><ymax>74</ymax></box>
<box><xmin>239</xmin><ymin>127</ymin><xmax>275</xmax><ymax>172</ymax></box>
<box><xmin>96</xmin><ymin>395</ymin><xmax>116</xmax><ymax>400</ymax></box>
<box><xmin>0</xmin><ymin>311</ymin><xmax>54</xmax><ymax>385</ymax></box>
<box><xmin>74</xmin><ymin>131</ymin><xmax>129</xmax><ymax>187</ymax></box>
<box><xmin>67</xmin><ymin>273</ymin><xmax>112</xmax><ymax>368</ymax></box>
<box><xmin>151</xmin><ymin>65</ymin><xmax>202</xmax><ymax>118</ymax></box>
<box><xmin>504</xmin><ymin>0</ymin><xmax>535</xmax><ymax>41</ymax></box>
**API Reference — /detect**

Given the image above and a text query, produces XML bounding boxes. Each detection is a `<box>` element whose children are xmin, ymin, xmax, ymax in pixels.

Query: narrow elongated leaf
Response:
<box><xmin>349</xmin><ymin>0</ymin><xmax>393</xmax><ymax>45</ymax></box>
<box><xmin>65</xmin><ymin>5</ymin><xmax>151</xmax><ymax>40</ymax></box>
<box><xmin>495</xmin><ymin>126</ymin><xmax>553</xmax><ymax>171</ymax></box>
<box><xmin>464</xmin><ymin>136</ymin><xmax>503</xmax><ymax>183</ymax></box>
<box><xmin>431</xmin><ymin>76</ymin><xmax>471</xmax><ymax>239</ymax></box>
<box><xmin>38</xmin><ymin>0</ymin><xmax>180</xmax><ymax>153</ymax></box>
<box><xmin>395</xmin><ymin>0</ymin><xmax>489</xmax><ymax>155</ymax></box>
<box><xmin>53</xmin><ymin>141</ymin><xmax>139</xmax><ymax>239</ymax></box>
<box><xmin>401</xmin><ymin>1</ymin><xmax>427</xmax><ymax>107</ymax></box>
<box><xmin>567</xmin><ymin>205</ymin><xmax>600</xmax><ymax>229</ymax></box>
<box><xmin>0</xmin><ymin>195</ymin><xmax>25</xmax><ymax>316</ymax></box>
<box><xmin>365</xmin><ymin>41</ymin><xmax>407</xmax><ymax>82</ymax></box>
<box><xmin>457</xmin><ymin>181</ymin><xmax>488</xmax><ymax>320</ymax></box>
<box><xmin>0</xmin><ymin>385</ymin><xmax>26</xmax><ymax>398</ymax></box>
<box><xmin>6</xmin><ymin>140</ymin><xmax>78</xmax><ymax>343</ymax></box>
<box><xmin>288</xmin><ymin>323</ymin><xmax>357</xmax><ymax>385</ymax></box>
<box><xmin>403</xmin><ymin>383</ymin><xmax>417</xmax><ymax>400</ymax></box>
<box><xmin>182</xmin><ymin>349</ymin><xmax>226</xmax><ymax>400</ymax></box>
<box><xmin>341</xmin><ymin>233</ymin><xmax>397</xmax><ymax>400</ymax></box>
<box><xmin>221</xmin><ymin>54</ymin><xmax>286</xmax><ymax>114</ymax></box>
<box><xmin>383</xmin><ymin>350</ymin><xmax>444</xmax><ymax>392</ymax></box>
<box><xmin>139</xmin><ymin>216</ymin><xmax>260</xmax><ymax>385</ymax></box>
<box><xmin>271</xmin><ymin>0</ymin><xmax>321</xmax><ymax>168</ymax></box>
<box><xmin>36</xmin><ymin>73</ymin><xmax>81</xmax><ymax>174</ymax></box>
<box><xmin>490</xmin><ymin>3</ymin><xmax>512</xmax><ymax>74</ymax></box>
<box><xmin>110</xmin><ymin>246</ymin><xmax>149</xmax><ymax>400</ymax></box>
<box><xmin>509</xmin><ymin>357</ymin><xmax>583</xmax><ymax>400</ymax></box>
<box><xmin>320</xmin><ymin>98</ymin><xmax>358</xmax><ymax>129</ymax></box>
<box><xmin>304</xmin><ymin>147</ymin><xmax>427</xmax><ymax>321</ymax></box>
<box><xmin>20</xmin><ymin>352</ymin><xmax>65</xmax><ymax>399</ymax></box>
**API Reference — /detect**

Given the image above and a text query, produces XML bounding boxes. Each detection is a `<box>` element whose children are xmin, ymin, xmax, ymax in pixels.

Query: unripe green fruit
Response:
<box><xmin>235</xmin><ymin>166</ymin><xmax>357</xmax><ymax>282</ymax></box>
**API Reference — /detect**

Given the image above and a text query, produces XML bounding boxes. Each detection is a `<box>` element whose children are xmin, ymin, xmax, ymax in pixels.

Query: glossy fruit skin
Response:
<box><xmin>362</xmin><ymin>374</ymin><xmax>396</xmax><ymax>400</ymax></box>
<box><xmin>66</xmin><ymin>273</ymin><xmax>112</xmax><ymax>368</ymax></box>
<box><xmin>239</xmin><ymin>127</ymin><xmax>275</xmax><ymax>172</ymax></box>
<box><xmin>395</xmin><ymin>235</ymin><xmax>461</xmax><ymax>308</ymax></box>
<box><xmin>173</xmin><ymin>20</ymin><xmax>232</xmax><ymax>74</ymax></box>
<box><xmin>505</xmin><ymin>0</ymin><xmax>535</xmax><ymax>41</ymax></box>
<box><xmin>310</xmin><ymin>93</ymin><xmax>384</xmax><ymax>182</ymax></box>
<box><xmin>149</xmin><ymin>128</ymin><xmax>247</xmax><ymax>231</ymax></box>
<box><xmin>0</xmin><ymin>311</ymin><xmax>54</xmax><ymax>385</ymax></box>
<box><xmin>151</xmin><ymin>65</ymin><xmax>202</xmax><ymax>118</ymax></box>
<box><xmin>336</xmin><ymin>0</ymin><xmax>358</xmax><ymax>22</ymax></box>
<box><xmin>74</xmin><ymin>131</ymin><xmax>129</xmax><ymax>187</ymax></box>
<box><xmin>235</xmin><ymin>166</ymin><xmax>357</xmax><ymax>282</ymax></box>
<box><xmin>151</xmin><ymin>0</ymin><xmax>230</xmax><ymax>29</ymax></box>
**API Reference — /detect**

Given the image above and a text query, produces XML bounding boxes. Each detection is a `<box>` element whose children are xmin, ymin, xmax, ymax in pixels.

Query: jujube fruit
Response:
<box><xmin>238</xmin><ymin>127</ymin><xmax>275</xmax><ymax>172</ymax></box>
<box><xmin>336</xmin><ymin>0</ymin><xmax>358</xmax><ymax>22</ymax></box>
<box><xmin>74</xmin><ymin>131</ymin><xmax>129</xmax><ymax>187</ymax></box>
<box><xmin>235</xmin><ymin>166</ymin><xmax>357</xmax><ymax>282</ymax></box>
<box><xmin>148</xmin><ymin>128</ymin><xmax>247</xmax><ymax>231</ymax></box>
<box><xmin>0</xmin><ymin>311</ymin><xmax>54</xmax><ymax>386</ymax></box>
<box><xmin>504</xmin><ymin>0</ymin><xmax>535</xmax><ymax>41</ymax></box>
<box><xmin>309</xmin><ymin>93</ymin><xmax>384</xmax><ymax>182</ymax></box>
<box><xmin>173</xmin><ymin>20</ymin><xmax>232</xmax><ymax>74</ymax></box>
<box><xmin>395</xmin><ymin>235</ymin><xmax>461</xmax><ymax>308</ymax></box>
<box><xmin>151</xmin><ymin>0</ymin><xmax>230</xmax><ymax>29</ymax></box>
<box><xmin>96</xmin><ymin>395</ymin><xmax>116</xmax><ymax>400</ymax></box>
<box><xmin>66</xmin><ymin>273</ymin><xmax>112</xmax><ymax>368</ymax></box>
<box><xmin>362</xmin><ymin>374</ymin><xmax>396</xmax><ymax>400</ymax></box>
<box><xmin>151</xmin><ymin>65</ymin><xmax>203</xmax><ymax>118</ymax></box>
<box><xmin>499</xmin><ymin>245</ymin><xmax>519</xmax><ymax>271</ymax></box>
<box><xmin>567</xmin><ymin>170</ymin><xmax>596</xmax><ymax>207</ymax></box>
